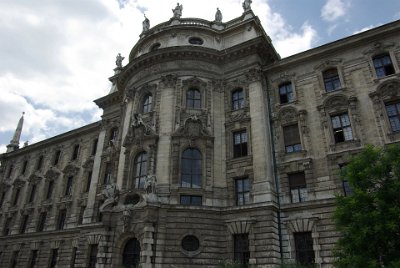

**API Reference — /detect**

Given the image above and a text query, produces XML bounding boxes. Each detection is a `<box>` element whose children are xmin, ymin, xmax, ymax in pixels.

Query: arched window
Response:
<box><xmin>123</xmin><ymin>238</ymin><xmax>141</xmax><ymax>267</ymax></box>
<box><xmin>181</xmin><ymin>148</ymin><xmax>202</xmax><ymax>188</ymax></box>
<box><xmin>142</xmin><ymin>94</ymin><xmax>152</xmax><ymax>113</ymax></box>
<box><xmin>133</xmin><ymin>152</ymin><xmax>147</xmax><ymax>188</ymax></box>
<box><xmin>186</xmin><ymin>88</ymin><xmax>201</xmax><ymax>109</ymax></box>
<box><xmin>232</xmin><ymin>89</ymin><xmax>245</xmax><ymax>110</ymax></box>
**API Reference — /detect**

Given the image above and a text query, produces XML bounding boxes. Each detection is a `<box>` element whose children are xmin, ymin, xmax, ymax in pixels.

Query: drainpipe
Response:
<box><xmin>264</xmin><ymin>74</ymin><xmax>283</xmax><ymax>263</ymax></box>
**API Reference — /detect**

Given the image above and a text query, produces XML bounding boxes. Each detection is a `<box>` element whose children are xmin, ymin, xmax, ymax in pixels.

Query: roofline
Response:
<box><xmin>266</xmin><ymin>19</ymin><xmax>400</xmax><ymax>70</ymax></box>
<box><xmin>0</xmin><ymin>121</ymin><xmax>101</xmax><ymax>158</ymax></box>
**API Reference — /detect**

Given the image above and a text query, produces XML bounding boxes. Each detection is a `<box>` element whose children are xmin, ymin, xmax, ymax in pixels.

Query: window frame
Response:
<box><xmin>186</xmin><ymin>88</ymin><xmax>201</xmax><ymax>109</ymax></box>
<box><xmin>65</xmin><ymin>176</ymin><xmax>73</xmax><ymax>196</ymax></box>
<box><xmin>232</xmin><ymin>88</ymin><xmax>245</xmax><ymax>110</ymax></box>
<box><xmin>288</xmin><ymin>172</ymin><xmax>307</xmax><ymax>203</ymax></box>
<box><xmin>142</xmin><ymin>94</ymin><xmax>153</xmax><ymax>113</ymax></box>
<box><xmin>180</xmin><ymin>195</ymin><xmax>202</xmax><ymax>206</ymax></box>
<box><xmin>37</xmin><ymin>212</ymin><xmax>47</xmax><ymax>232</ymax></box>
<box><xmin>294</xmin><ymin>232</ymin><xmax>315</xmax><ymax>266</ymax></box>
<box><xmin>19</xmin><ymin>214</ymin><xmax>29</xmax><ymax>234</ymax></box>
<box><xmin>88</xmin><ymin>244</ymin><xmax>98</xmax><ymax>268</ymax></box>
<box><xmin>283</xmin><ymin>124</ymin><xmax>302</xmax><ymax>153</ymax></box>
<box><xmin>57</xmin><ymin>209</ymin><xmax>67</xmax><ymax>230</ymax></box>
<box><xmin>71</xmin><ymin>144</ymin><xmax>80</xmax><ymax>161</ymax></box>
<box><xmin>180</xmin><ymin>148</ymin><xmax>202</xmax><ymax>189</ymax></box>
<box><xmin>133</xmin><ymin>152</ymin><xmax>148</xmax><ymax>189</ymax></box>
<box><xmin>233</xmin><ymin>130</ymin><xmax>248</xmax><ymax>158</ymax></box>
<box><xmin>385</xmin><ymin>101</ymin><xmax>400</xmax><ymax>133</ymax></box>
<box><xmin>233</xmin><ymin>233</ymin><xmax>250</xmax><ymax>266</ymax></box>
<box><xmin>373</xmin><ymin>53</ymin><xmax>395</xmax><ymax>78</ymax></box>
<box><xmin>279</xmin><ymin>82</ymin><xmax>294</xmax><ymax>104</ymax></box>
<box><xmin>330</xmin><ymin>112</ymin><xmax>353</xmax><ymax>143</ymax></box>
<box><xmin>322</xmin><ymin>68</ymin><xmax>341</xmax><ymax>92</ymax></box>
<box><xmin>235</xmin><ymin>177</ymin><xmax>250</xmax><ymax>206</ymax></box>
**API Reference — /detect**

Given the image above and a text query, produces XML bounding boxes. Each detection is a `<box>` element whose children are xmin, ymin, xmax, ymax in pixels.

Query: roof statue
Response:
<box><xmin>115</xmin><ymin>53</ymin><xmax>124</xmax><ymax>68</ymax></box>
<box><xmin>242</xmin><ymin>0</ymin><xmax>252</xmax><ymax>11</ymax></box>
<box><xmin>215</xmin><ymin>8</ymin><xmax>222</xmax><ymax>23</ymax></box>
<box><xmin>172</xmin><ymin>3</ymin><xmax>183</xmax><ymax>19</ymax></box>
<box><xmin>142</xmin><ymin>14</ymin><xmax>150</xmax><ymax>32</ymax></box>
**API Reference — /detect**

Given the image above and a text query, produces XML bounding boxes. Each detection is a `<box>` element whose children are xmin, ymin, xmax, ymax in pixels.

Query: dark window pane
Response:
<box><xmin>88</xmin><ymin>244</ymin><xmax>98</xmax><ymax>268</ymax></box>
<box><xmin>186</xmin><ymin>89</ymin><xmax>201</xmax><ymax>108</ymax></box>
<box><xmin>232</xmin><ymin>89</ymin><xmax>245</xmax><ymax>110</ymax></box>
<box><xmin>123</xmin><ymin>239</ymin><xmax>141</xmax><ymax>267</ymax></box>
<box><xmin>49</xmin><ymin>249</ymin><xmax>58</xmax><ymax>268</ymax></box>
<box><xmin>181</xmin><ymin>148</ymin><xmax>202</xmax><ymax>188</ymax></box>
<box><xmin>331</xmin><ymin>113</ymin><xmax>353</xmax><ymax>143</ymax></box>
<box><xmin>233</xmin><ymin>130</ymin><xmax>248</xmax><ymax>158</ymax></box>
<box><xmin>294</xmin><ymin>232</ymin><xmax>315</xmax><ymax>265</ymax></box>
<box><xmin>373</xmin><ymin>54</ymin><xmax>395</xmax><ymax>78</ymax></box>
<box><xmin>323</xmin><ymin>68</ymin><xmax>341</xmax><ymax>92</ymax></box>
<box><xmin>234</xmin><ymin>234</ymin><xmax>250</xmax><ymax>266</ymax></box>
<box><xmin>279</xmin><ymin>82</ymin><xmax>294</xmax><ymax>104</ymax></box>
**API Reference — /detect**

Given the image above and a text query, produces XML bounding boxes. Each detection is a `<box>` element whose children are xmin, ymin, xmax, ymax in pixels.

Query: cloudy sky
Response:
<box><xmin>0</xmin><ymin>0</ymin><xmax>399</xmax><ymax>153</ymax></box>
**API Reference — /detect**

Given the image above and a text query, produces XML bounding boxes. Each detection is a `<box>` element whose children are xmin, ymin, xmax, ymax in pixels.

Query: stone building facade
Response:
<box><xmin>1</xmin><ymin>4</ymin><xmax>400</xmax><ymax>268</ymax></box>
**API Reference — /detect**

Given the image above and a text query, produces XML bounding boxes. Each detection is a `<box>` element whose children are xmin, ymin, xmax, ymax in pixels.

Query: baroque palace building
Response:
<box><xmin>1</xmin><ymin>2</ymin><xmax>400</xmax><ymax>267</ymax></box>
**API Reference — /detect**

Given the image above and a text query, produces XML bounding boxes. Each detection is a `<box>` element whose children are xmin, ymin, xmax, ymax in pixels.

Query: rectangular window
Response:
<box><xmin>233</xmin><ymin>130</ymin><xmax>248</xmax><ymax>158</ymax></box>
<box><xmin>19</xmin><ymin>214</ymin><xmax>29</xmax><ymax>234</ymax></box>
<box><xmin>46</xmin><ymin>180</ymin><xmax>54</xmax><ymax>200</ymax></box>
<box><xmin>385</xmin><ymin>101</ymin><xmax>400</xmax><ymax>132</ymax></box>
<box><xmin>104</xmin><ymin>163</ymin><xmax>112</xmax><ymax>185</ymax></box>
<box><xmin>289</xmin><ymin>172</ymin><xmax>307</xmax><ymax>203</ymax></box>
<box><xmin>22</xmin><ymin>160</ymin><xmax>28</xmax><ymax>175</ymax></box>
<box><xmin>232</xmin><ymin>89</ymin><xmax>245</xmax><ymax>110</ymax></box>
<box><xmin>7</xmin><ymin>165</ymin><xmax>14</xmax><ymax>178</ymax></box>
<box><xmin>323</xmin><ymin>68</ymin><xmax>341</xmax><ymax>92</ymax></box>
<box><xmin>49</xmin><ymin>248</ymin><xmax>58</xmax><ymax>268</ymax></box>
<box><xmin>331</xmin><ymin>113</ymin><xmax>353</xmax><ymax>143</ymax></box>
<box><xmin>28</xmin><ymin>184</ymin><xmax>37</xmax><ymax>203</ymax></box>
<box><xmin>279</xmin><ymin>82</ymin><xmax>294</xmax><ymax>104</ymax></box>
<box><xmin>72</xmin><ymin>144</ymin><xmax>80</xmax><ymax>160</ymax></box>
<box><xmin>10</xmin><ymin>250</ymin><xmax>19</xmax><ymax>268</ymax></box>
<box><xmin>180</xmin><ymin>195</ymin><xmax>202</xmax><ymax>206</ymax></box>
<box><xmin>53</xmin><ymin>150</ymin><xmax>61</xmax><ymax>166</ymax></box>
<box><xmin>29</xmin><ymin>250</ymin><xmax>38</xmax><ymax>268</ymax></box>
<box><xmin>57</xmin><ymin>209</ymin><xmax>67</xmax><ymax>230</ymax></box>
<box><xmin>373</xmin><ymin>53</ymin><xmax>395</xmax><ymax>78</ymax></box>
<box><xmin>36</xmin><ymin>156</ymin><xmax>43</xmax><ymax>171</ymax></box>
<box><xmin>233</xmin><ymin>234</ymin><xmax>250</xmax><ymax>266</ymax></box>
<box><xmin>85</xmin><ymin>171</ymin><xmax>92</xmax><ymax>193</ymax></box>
<box><xmin>235</xmin><ymin>178</ymin><xmax>250</xmax><ymax>205</ymax></box>
<box><xmin>13</xmin><ymin>188</ymin><xmax>20</xmax><ymax>206</ymax></box>
<box><xmin>294</xmin><ymin>232</ymin><xmax>315</xmax><ymax>266</ymax></box>
<box><xmin>3</xmin><ymin>217</ymin><xmax>12</xmax><ymax>236</ymax></box>
<box><xmin>65</xmin><ymin>176</ymin><xmax>73</xmax><ymax>196</ymax></box>
<box><xmin>91</xmin><ymin>138</ymin><xmax>98</xmax><ymax>156</ymax></box>
<box><xmin>88</xmin><ymin>244</ymin><xmax>98</xmax><ymax>268</ymax></box>
<box><xmin>283</xmin><ymin>124</ymin><xmax>302</xmax><ymax>153</ymax></box>
<box><xmin>37</xmin><ymin>212</ymin><xmax>47</xmax><ymax>232</ymax></box>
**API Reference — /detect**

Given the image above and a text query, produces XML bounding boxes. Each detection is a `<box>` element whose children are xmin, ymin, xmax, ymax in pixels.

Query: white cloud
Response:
<box><xmin>0</xmin><ymin>0</ymin><xmax>318</xmax><ymax>152</ymax></box>
<box><xmin>321</xmin><ymin>0</ymin><xmax>350</xmax><ymax>22</ymax></box>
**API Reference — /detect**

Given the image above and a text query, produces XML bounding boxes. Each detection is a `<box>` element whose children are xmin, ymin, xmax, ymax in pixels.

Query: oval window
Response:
<box><xmin>181</xmin><ymin>235</ymin><xmax>200</xmax><ymax>251</ymax></box>
<box><xmin>150</xmin><ymin>43</ymin><xmax>161</xmax><ymax>51</ymax></box>
<box><xmin>188</xmin><ymin>37</ymin><xmax>203</xmax><ymax>45</ymax></box>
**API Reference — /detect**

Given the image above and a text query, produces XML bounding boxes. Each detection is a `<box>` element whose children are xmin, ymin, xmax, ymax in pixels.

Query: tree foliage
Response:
<box><xmin>334</xmin><ymin>144</ymin><xmax>400</xmax><ymax>267</ymax></box>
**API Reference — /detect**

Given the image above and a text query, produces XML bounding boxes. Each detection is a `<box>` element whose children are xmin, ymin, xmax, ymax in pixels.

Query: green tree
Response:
<box><xmin>334</xmin><ymin>144</ymin><xmax>400</xmax><ymax>267</ymax></box>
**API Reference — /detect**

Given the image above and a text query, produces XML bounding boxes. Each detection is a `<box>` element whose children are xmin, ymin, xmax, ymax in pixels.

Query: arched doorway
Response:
<box><xmin>123</xmin><ymin>238</ymin><xmax>141</xmax><ymax>267</ymax></box>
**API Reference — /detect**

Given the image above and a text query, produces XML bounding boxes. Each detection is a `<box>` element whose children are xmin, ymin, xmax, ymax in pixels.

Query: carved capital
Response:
<box><xmin>245</xmin><ymin>68</ymin><xmax>262</xmax><ymax>83</ymax></box>
<box><xmin>160</xmin><ymin>74</ymin><xmax>177</xmax><ymax>88</ymax></box>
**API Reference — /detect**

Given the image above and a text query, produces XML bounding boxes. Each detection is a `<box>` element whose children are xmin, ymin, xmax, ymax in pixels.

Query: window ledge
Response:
<box><xmin>373</xmin><ymin>72</ymin><xmax>400</xmax><ymax>83</ymax></box>
<box><xmin>387</xmin><ymin>131</ymin><xmax>400</xmax><ymax>141</ymax></box>
<box><xmin>330</xmin><ymin>139</ymin><xmax>361</xmax><ymax>152</ymax></box>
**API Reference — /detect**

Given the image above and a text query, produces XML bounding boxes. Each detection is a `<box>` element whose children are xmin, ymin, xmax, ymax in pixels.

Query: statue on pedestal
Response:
<box><xmin>172</xmin><ymin>3</ymin><xmax>183</xmax><ymax>19</ymax></box>
<box><xmin>242</xmin><ymin>0</ymin><xmax>252</xmax><ymax>11</ymax></box>
<box><xmin>115</xmin><ymin>53</ymin><xmax>124</xmax><ymax>68</ymax></box>
<box><xmin>142</xmin><ymin>14</ymin><xmax>150</xmax><ymax>32</ymax></box>
<box><xmin>215</xmin><ymin>8</ymin><xmax>222</xmax><ymax>23</ymax></box>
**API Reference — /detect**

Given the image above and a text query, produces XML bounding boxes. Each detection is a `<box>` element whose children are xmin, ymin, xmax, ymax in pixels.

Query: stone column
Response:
<box><xmin>156</xmin><ymin>75</ymin><xmax>177</xmax><ymax>198</ymax></box>
<box><xmin>116</xmin><ymin>97</ymin><xmax>134</xmax><ymax>190</ymax></box>
<box><xmin>83</xmin><ymin>129</ymin><xmax>106</xmax><ymax>224</ymax></box>
<box><xmin>247</xmin><ymin>68</ymin><xmax>275</xmax><ymax>203</ymax></box>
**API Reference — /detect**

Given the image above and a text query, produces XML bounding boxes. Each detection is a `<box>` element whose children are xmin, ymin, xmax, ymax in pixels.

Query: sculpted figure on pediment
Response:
<box><xmin>323</xmin><ymin>95</ymin><xmax>348</xmax><ymax>111</ymax></box>
<box><xmin>379</xmin><ymin>80</ymin><xmax>400</xmax><ymax>99</ymax></box>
